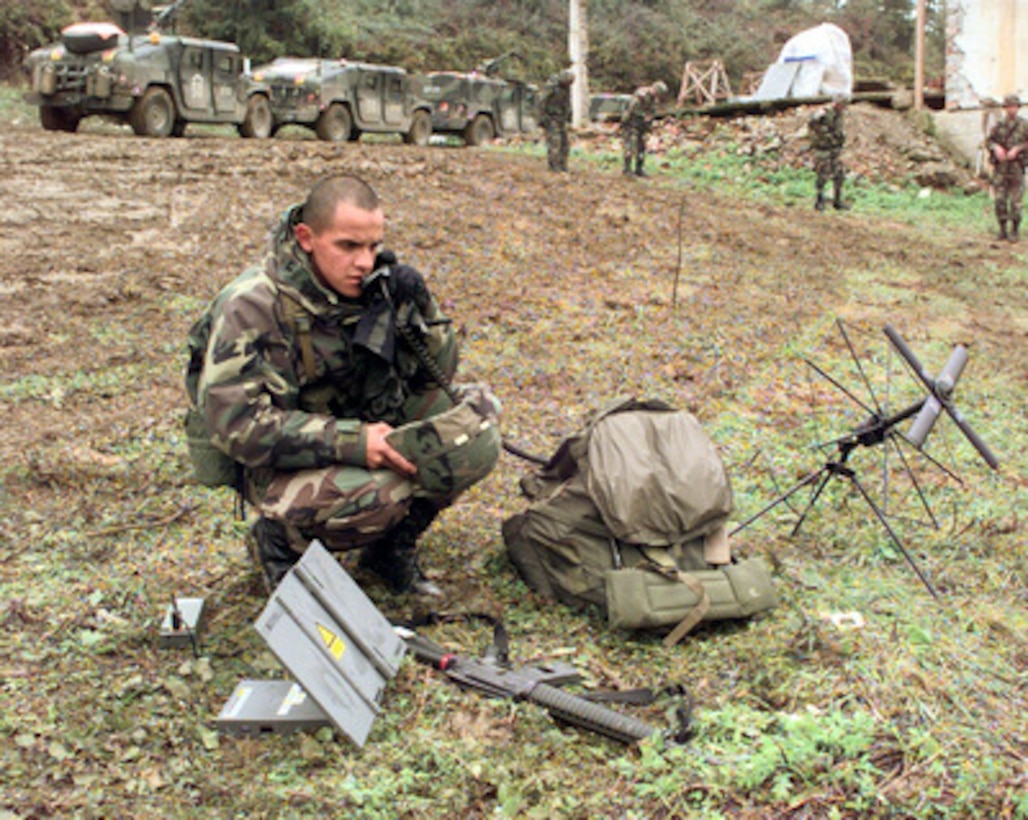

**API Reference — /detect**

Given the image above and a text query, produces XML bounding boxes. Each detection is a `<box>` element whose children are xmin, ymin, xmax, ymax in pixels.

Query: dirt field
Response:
<box><xmin>0</xmin><ymin>111</ymin><xmax>1019</xmax><ymax>472</ymax></box>
<box><xmin>1</xmin><ymin>109</ymin><xmax>1026</xmax><ymax>817</ymax></box>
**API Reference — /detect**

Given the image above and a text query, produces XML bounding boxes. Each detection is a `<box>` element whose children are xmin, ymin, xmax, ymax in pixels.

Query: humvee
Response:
<box><xmin>23</xmin><ymin>22</ymin><xmax>271</xmax><ymax>138</ymax></box>
<box><xmin>420</xmin><ymin>70</ymin><xmax>539</xmax><ymax>146</ymax></box>
<box><xmin>251</xmin><ymin>57</ymin><xmax>433</xmax><ymax>146</ymax></box>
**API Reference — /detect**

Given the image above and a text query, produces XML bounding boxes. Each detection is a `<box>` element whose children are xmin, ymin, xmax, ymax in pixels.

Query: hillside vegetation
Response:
<box><xmin>5</xmin><ymin>0</ymin><xmax>946</xmax><ymax>94</ymax></box>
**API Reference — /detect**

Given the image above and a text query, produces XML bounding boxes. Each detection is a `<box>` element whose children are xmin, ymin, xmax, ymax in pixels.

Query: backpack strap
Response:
<box><xmin>639</xmin><ymin>546</ymin><xmax>711</xmax><ymax>646</ymax></box>
<box><xmin>661</xmin><ymin>573</ymin><xmax>710</xmax><ymax>647</ymax></box>
<box><xmin>279</xmin><ymin>290</ymin><xmax>317</xmax><ymax>383</ymax></box>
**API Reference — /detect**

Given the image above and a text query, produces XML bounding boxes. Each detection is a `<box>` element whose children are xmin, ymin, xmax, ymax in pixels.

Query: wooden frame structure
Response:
<box><xmin>677</xmin><ymin>59</ymin><xmax>733</xmax><ymax>106</ymax></box>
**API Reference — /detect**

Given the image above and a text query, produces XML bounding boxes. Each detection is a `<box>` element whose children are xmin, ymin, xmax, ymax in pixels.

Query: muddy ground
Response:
<box><xmin>0</xmin><ymin>107</ymin><xmax>1019</xmax><ymax>471</ymax></box>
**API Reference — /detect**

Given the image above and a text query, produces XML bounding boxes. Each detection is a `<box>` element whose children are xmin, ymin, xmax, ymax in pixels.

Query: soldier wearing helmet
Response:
<box><xmin>539</xmin><ymin>68</ymin><xmax>575</xmax><ymax>172</ymax></box>
<box><xmin>987</xmin><ymin>93</ymin><xmax>1028</xmax><ymax>241</ymax></box>
<box><xmin>808</xmin><ymin>94</ymin><xmax>850</xmax><ymax>211</ymax></box>
<box><xmin>620</xmin><ymin>80</ymin><xmax>666</xmax><ymax>177</ymax></box>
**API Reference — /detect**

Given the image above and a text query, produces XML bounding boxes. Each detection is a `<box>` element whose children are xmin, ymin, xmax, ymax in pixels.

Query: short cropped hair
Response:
<box><xmin>301</xmin><ymin>176</ymin><xmax>381</xmax><ymax>232</ymax></box>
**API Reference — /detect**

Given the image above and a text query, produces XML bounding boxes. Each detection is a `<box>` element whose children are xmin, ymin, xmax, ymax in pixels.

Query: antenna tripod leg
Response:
<box><xmin>846</xmin><ymin>471</ymin><xmax>941</xmax><ymax>601</ymax></box>
<box><xmin>789</xmin><ymin>465</ymin><xmax>840</xmax><ymax>537</ymax></box>
<box><xmin>729</xmin><ymin>466</ymin><xmax>827</xmax><ymax>537</ymax></box>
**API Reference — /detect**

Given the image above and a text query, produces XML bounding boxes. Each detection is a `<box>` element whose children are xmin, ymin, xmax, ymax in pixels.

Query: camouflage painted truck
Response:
<box><xmin>420</xmin><ymin>66</ymin><xmax>539</xmax><ymax>147</ymax></box>
<box><xmin>252</xmin><ymin>57</ymin><xmax>434</xmax><ymax>146</ymax></box>
<box><xmin>22</xmin><ymin>20</ymin><xmax>272</xmax><ymax>138</ymax></box>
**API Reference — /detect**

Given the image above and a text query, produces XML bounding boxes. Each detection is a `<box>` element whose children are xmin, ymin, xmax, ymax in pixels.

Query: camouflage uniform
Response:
<box><xmin>192</xmin><ymin>204</ymin><xmax>500</xmax><ymax>557</ymax></box>
<box><xmin>808</xmin><ymin>102</ymin><xmax>848</xmax><ymax>210</ymax></box>
<box><xmin>621</xmin><ymin>85</ymin><xmax>659</xmax><ymax>177</ymax></box>
<box><xmin>539</xmin><ymin>71</ymin><xmax>573</xmax><ymax>172</ymax></box>
<box><xmin>987</xmin><ymin>102</ymin><xmax>1028</xmax><ymax>240</ymax></box>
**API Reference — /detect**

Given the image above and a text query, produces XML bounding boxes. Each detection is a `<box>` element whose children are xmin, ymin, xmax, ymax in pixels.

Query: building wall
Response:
<box><xmin>946</xmin><ymin>0</ymin><xmax>1028</xmax><ymax>109</ymax></box>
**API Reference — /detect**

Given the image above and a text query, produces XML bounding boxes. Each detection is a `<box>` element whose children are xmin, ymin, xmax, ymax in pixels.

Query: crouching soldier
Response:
<box><xmin>185</xmin><ymin>175</ymin><xmax>501</xmax><ymax>597</ymax></box>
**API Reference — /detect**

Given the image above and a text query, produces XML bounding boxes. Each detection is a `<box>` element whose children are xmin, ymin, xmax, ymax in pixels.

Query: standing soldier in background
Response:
<box><xmin>620</xmin><ymin>81</ymin><xmax>667</xmax><ymax>178</ymax></box>
<box><xmin>539</xmin><ymin>69</ymin><xmax>574</xmax><ymax>173</ymax></box>
<box><xmin>808</xmin><ymin>94</ymin><xmax>850</xmax><ymax>211</ymax></box>
<box><xmin>987</xmin><ymin>94</ymin><xmax>1028</xmax><ymax>242</ymax></box>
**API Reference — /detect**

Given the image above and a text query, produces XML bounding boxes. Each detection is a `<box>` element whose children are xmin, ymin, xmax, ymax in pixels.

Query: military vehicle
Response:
<box><xmin>22</xmin><ymin>0</ymin><xmax>272</xmax><ymax>138</ymax></box>
<box><xmin>251</xmin><ymin>57</ymin><xmax>433</xmax><ymax>145</ymax></box>
<box><xmin>420</xmin><ymin>57</ymin><xmax>539</xmax><ymax>146</ymax></box>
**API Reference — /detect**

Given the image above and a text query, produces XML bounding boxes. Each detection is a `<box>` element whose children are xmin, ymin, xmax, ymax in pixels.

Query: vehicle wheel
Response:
<box><xmin>403</xmin><ymin>109</ymin><xmax>432</xmax><ymax>146</ymax></box>
<box><xmin>464</xmin><ymin>114</ymin><xmax>495</xmax><ymax>147</ymax></box>
<box><xmin>315</xmin><ymin>103</ymin><xmax>352</xmax><ymax>142</ymax></box>
<box><xmin>129</xmin><ymin>87</ymin><xmax>175</xmax><ymax>137</ymax></box>
<box><xmin>239</xmin><ymin>94</ymin><xmax>272</xmax><ymax>139</ymax></box>
<box><xmin>39</xmin><ymin>106</ymin><xmax>80</xmax><ymax>133</ymax></box>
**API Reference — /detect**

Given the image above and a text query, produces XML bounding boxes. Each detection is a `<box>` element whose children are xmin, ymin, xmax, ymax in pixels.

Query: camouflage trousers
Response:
<box><xmin>622</xmin><ymin>124</ymin><xmax>648</xmax><ymax>172</ymax></box>
<box><xmin>248</xmin><ymin>384</ymin><xmax>501</xmax><ymax>552</ymax></box>
<box><xmin>814</xmin><ymin>149</ymin><xmax>845</xmax><ymax>188</ymax></box>
<box><xmin>993</xmin><ymin>164</ymin><xmax>1025</xmax><ymax>222</ymax></box>
<box><xmin>545</xmin><ymin>124</ymin><xmax>570</xmax><ymax>171</ymax></box>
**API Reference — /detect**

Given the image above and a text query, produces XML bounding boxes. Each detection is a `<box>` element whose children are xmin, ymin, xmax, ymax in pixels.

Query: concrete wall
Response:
<box><xmin>946</xmin><ymin>0</ymin><xmax>1028</xmax><ymax>108</ymax></box>
<box><xmin>932</xmin><ymin>108</ymin><xmax>993</xmax><ymax>168</ymax></box>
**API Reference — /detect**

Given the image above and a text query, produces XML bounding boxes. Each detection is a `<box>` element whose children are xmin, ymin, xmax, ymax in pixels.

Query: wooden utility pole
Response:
<box><xmin>568</xmin><ymin>0</ymin><xmax>589</xmax><ymax>127</ymax></box>
<box><xmin>914</xmin><ymin>0</ymin><xmax>926</xmax><ymax>111</ymax></box>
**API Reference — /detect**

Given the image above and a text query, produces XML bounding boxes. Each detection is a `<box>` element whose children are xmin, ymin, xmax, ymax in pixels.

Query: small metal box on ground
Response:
<box><xmin>216</xmin><ymin>679</ymin><xmax>331</xmax><ymax>736</ymax></box>
<box><xmin>158</xmin><ymin>597</ymin><xmax>207</xmax><ymax>649</ymax></box>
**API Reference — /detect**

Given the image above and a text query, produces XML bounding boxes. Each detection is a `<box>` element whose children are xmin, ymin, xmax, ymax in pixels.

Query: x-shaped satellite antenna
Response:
<box><xmin>732</xmin><ymin>322</ymin><xmax>999</xmax><ymax>600</ymax></box>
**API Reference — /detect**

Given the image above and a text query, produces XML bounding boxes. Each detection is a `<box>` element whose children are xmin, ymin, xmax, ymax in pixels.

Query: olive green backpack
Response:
<box><xmin>502</xmin><ymin>398</ymin><xmax>776</xmax><ymax>645</ymax></box>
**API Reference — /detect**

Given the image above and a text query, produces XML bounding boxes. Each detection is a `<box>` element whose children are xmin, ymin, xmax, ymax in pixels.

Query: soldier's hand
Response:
<box><xmin>364</xmin><ymin>422</ymin><xmax>417</xmax><ymax>476</ymax></box>
<box><xmin>388</xmin><ymin>264</ymin><xmax>431</xmax><ymax>312</ymax></box>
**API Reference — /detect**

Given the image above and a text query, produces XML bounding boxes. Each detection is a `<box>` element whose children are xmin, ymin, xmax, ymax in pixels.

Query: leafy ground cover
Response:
<box><xmin>1</xmin><ymin>86</ymin><xmax>1025</xmax><ymax>818</ymax></box>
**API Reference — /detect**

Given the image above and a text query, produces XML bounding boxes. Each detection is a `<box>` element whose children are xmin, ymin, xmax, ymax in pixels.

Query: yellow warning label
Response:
<box><xmin>317</xmin><ymin>623</ymin><xmax>346</xmax><ymax>661</ymax></box>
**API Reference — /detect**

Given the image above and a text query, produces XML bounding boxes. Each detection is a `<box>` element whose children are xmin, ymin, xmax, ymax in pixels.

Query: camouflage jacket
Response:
<box><xmin>191</xmin><ymin>205</ymin><xmax>456</xmax><ymax>472</ymax></box>
<box><xmin>808</xmin><ymin>106</ymin><xmax>845</xmax><ymax>152</ymax></box>
<box><xmin>621</xmin><ymin>92</ymin><xmax>655</xmax><ymax>132</ymax></box>
<box><xmin>539</xmin><ymin>81</ymin><xmax>571</xmax><ymax>129</ymax></box>
<box><xmin>988</xmin><ymin>115</ymin><xmax>1028</xmax><ymax>166</ymax></box>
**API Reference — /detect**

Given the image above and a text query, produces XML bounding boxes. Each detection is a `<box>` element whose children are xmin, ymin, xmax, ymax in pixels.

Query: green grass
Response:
<box><xmin>0</xmin><ymin>80</ymin><xmax>34</xmax><ymax>125</ymax></box>
<box><xmin>505</xmin><ymin>127</ymin><xmax>996</xmax><ymax>236</ymax></box>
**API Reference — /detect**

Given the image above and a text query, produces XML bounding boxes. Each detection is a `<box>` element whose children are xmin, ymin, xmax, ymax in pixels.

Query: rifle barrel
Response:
<box><xmin>528</xmin><ymin>681</ymin><xmax>657</xmax><ymax>745</ymax></box>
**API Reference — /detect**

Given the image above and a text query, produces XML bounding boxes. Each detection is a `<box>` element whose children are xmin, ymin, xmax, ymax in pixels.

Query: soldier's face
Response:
<box><xmin>1005</xmin><ymin>103</ymin><xmax>1019</xmax><ymax>118</ymax></box>
<box><xmin>295</xmin><ymin>201</ymin><xmax>385</xmax><ymax>299</ymax></box>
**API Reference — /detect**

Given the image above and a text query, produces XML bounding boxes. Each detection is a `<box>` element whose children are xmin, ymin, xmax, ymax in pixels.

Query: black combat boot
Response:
<box><xmin>635</xmin><ymin>159</ymin><xmax>648</xmax><ymax>178</ymax></box>
<box><xmin>1011</xmin><ymin>219</ymin><xmax>1020</xmax><ymax>242</ymax></box>
<box><xmin>359</xmin><ymin>499</ymin><xmax>442</xmax><ymax>596</ymax></box>
<box><xmin>815</xmin><ymin>189</ymin><xmax>826</xmax><ymax>212</ymax></box>
<box><xmin>832</xmin><ymin>181</ymin><xmax>850</xmax><ymax>210</ymax></box>
<box><xmin>246</xmin><ymin>517</ymin><xmax>300</xmax><ymax>594</ymax></box>
<box><xmin>997</xmin><ymin>221</ymin><xmax>1009</xmax><ymax>241</ymax></box>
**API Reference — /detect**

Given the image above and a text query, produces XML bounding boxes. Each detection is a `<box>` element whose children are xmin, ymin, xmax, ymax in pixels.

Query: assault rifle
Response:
<box><xmin>396</xmin><ymin>626</ymin><xmax>659</xmax><ymax>745</ymax></box>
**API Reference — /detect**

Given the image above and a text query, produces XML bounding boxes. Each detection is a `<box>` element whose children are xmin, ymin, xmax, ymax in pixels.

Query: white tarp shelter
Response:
<box><xmin>752</xmin><ymin>23</ymin><xmax>854</xmax><ymax>101</ymax></box>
